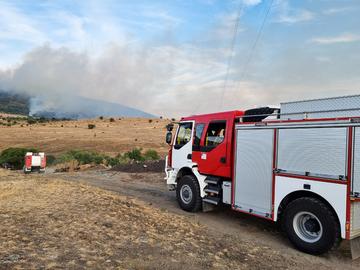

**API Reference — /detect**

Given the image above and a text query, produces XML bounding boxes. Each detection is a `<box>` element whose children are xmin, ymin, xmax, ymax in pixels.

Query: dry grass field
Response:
<box><xmin>0</xmin><ymin>169</ymin><xmax>305</xmax><ymax>270</ymax></box>
<box><xmin>0</xmin><ymin>116</ymin><xmax>359</xmax><ymax>269</ymax></box>
<box><xmin>0</xmin><ymin>117</ymin><xmax>170</xmax><ymax>157</ymax></box>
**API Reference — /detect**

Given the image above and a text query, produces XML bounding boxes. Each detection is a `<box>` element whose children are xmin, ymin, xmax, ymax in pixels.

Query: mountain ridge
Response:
<box><xmin>0</xmin><ymin>91</ymin><xmax>154</xmax><ymax>118</ymax></box>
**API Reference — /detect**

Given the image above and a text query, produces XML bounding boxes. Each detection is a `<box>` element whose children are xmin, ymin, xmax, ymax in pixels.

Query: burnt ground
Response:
<box><xmin>111</xmin><ymin>160</ymin><xmax>165</xmax><ymax>173</ymax></box>
<box><xmin>53</xmin><ymin>169</ymin><xmax>360</xmax><ymax>269</ymax></box>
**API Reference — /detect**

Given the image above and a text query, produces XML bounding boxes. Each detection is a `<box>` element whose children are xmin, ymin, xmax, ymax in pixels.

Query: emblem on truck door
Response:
<box><xmin>201</xmin><ymin>153</ymin><xmax>207</xmax><ymax>160</ymax></box>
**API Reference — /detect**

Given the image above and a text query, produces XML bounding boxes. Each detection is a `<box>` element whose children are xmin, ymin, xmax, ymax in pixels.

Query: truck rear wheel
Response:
<box><xmin>176</xmin><ymin>174</ymin><xmax>202</xmax><ymax>212</ymax></box>
<box><xmin>283</xmin><ymin>197</ymin><xmax>341</xmax><ymax>255</ymax></box>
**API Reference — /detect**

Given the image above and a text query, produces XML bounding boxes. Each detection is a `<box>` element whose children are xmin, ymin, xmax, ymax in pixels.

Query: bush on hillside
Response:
<box><xmin>27</xmin><ymin>118</ymin><xmax>37</xmax><ymax>125</ymax></box>
<box><xmin>123</xmin><ymin>148</ymin><xmax>144</xmax><ymax>162</ymax></box>
<box><xmin>0</xmin><ymin>147</ymin><xmax>38</xmax><ymax>169</ymax></box>
<box><xmin>88</xmin><ymin>124</ymin><xmax>96</xmax><ymax>129</ymax></box>
<box><xmin>143</xmin><ymin>149</ymin><xmax>160</xmax><ymax>160</ymax></box>
<box><xmin>57</xmin><ymin>148</ymin><xmax>161</xmax><ymax>169</ymax></box>
<box><xmin>46</xmin><ymin>155</ymin><xmax>56</xmax><ymax>165</ymax></box>
<box><xmin>104</xmin><ymin>156</ymin><xmax>121</xmax><ymax>167</ymax></box>
<box><xmin>59</xmin><ymin>150</ymin><xmax>104</xmax><ymax>165</ymax></box>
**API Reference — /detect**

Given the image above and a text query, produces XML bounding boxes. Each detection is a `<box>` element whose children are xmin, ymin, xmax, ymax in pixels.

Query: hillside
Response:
<box><xmin>0</xmin><ymin>91</ymin><xmax>29</xmax><ymax>115</ymax></box>
<box><xmin>0</xmin><ymin>117</ymin><xmax>169</xmax><ymax>157</ymax></box>
<box><xmin>31</xmin><ymin>95</ymin><xmax>155</xmax><ymax>119</ymax></box>
<box><xmin>0</xmin><ymin>91</ymin><xmax>154</xmax><ymax>118</ymax></box>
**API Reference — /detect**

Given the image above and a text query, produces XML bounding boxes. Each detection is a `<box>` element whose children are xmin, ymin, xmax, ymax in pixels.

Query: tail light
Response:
<box><xmin>41</xmin><ymin>155</ymin><xmax>46</xmax><ymax>168</ymax></box>
<box><xmin>25</xmin><ymin>155</ymin><xmax>32</xmax><ymax>168</ymax></box>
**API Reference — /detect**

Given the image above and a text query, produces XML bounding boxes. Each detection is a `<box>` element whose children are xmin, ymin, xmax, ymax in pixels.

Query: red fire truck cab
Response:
<box><xmin>165</xmin><ymin>95</ymin><xmax>360</xmax><ymax>257</ymax></box>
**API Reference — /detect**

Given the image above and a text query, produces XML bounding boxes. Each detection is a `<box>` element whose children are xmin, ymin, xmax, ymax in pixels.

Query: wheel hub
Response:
<box><xmin>304</xmin><ymin>219</ymin><xmax>320</xmax><ymax>233</ymax></box>
<box><xmin>180</xmin><ymin>184</ymin><xmax>193</xmax><ymax>204</ymax></box>
<box><xmin>293</xmin><ymin>211</ymin><xmax>323</xmax><ymax>243</ymax></box>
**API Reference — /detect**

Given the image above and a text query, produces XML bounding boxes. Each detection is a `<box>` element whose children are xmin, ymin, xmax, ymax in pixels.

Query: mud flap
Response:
<box><xmin>202</xmin><ymin>201</ymin><xmax>216</xmax><ymax>212</ymax></box>
<box><xmin>350</xmin><ymin>237</ymin><xmax>360</xmax><ymax>260</ymax></box>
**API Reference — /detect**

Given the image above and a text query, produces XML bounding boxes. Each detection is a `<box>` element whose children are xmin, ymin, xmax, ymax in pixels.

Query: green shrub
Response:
<box><xmin>88</xmin><ymin>124</ymin><xmax>96</xmax><ymax>129</ymax></box>
<box><xmin>123</xmin><ymin>148</ymin><xmax>144</xmax><ymax>162</ymax></box>
<box><xmin>59</xmin><ymin>150</ymin><xmax>104</xmax><ymax>165</ymax></box>
<box><xmin>27</xmin><ymin>117</ymin><xmax>37</xmax><ymax>125</ymax></box>
<box><xmin>144</xmin><ymin>149</ymin><xmax>160</xmax><ymax>160</ymax></box>
<box><xmin>46</xmin><ymin>155</ymin><xmax>56</xmax><ymax>165</ymax></box>
<box><xmin>104</xmin><ymin>156</ymin><xmax>120</xmax><ymax>167</ymax></box>
<box><xmin>0</xmin><ymin>147</ymin><xmax>38</xmax><ymax>169</ymax></box>
<box><xmin>109</xmin><ymin>118</ymin><xmax>115</xmax><ymax>122</ymax></box>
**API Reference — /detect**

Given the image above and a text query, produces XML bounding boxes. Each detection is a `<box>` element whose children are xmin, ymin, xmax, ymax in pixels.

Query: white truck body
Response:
<box><xmin>232</xmin><ymin>119</ymin><xmax>359</xmax><ymax>241</ymax></box>
<box><xmin>165</xmin><ymin>95</ymin><xmax>360</xmax><ymax>257</ymax></box>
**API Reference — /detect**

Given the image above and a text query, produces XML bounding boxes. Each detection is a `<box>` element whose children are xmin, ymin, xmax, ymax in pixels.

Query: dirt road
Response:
<box><xmin>56</xmin><ymin>169</ymin><xmax>360</xmax><ymax>269</ymax></box>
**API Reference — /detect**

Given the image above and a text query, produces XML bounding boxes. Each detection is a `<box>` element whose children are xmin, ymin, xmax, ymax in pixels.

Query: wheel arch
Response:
<box><xmin>175</xmin><ymin>166</ymin><xmax>208</xmax><ymax>197</ymax></box>
<box><xmin>277</xmin><ymin>190</ymin><xmax>341</xmax><ymax>233</ymax></box>
<box><xmin>176</xmin><ymin>166</ymin><xmax>195</xmax><ymax>182</ymax></box>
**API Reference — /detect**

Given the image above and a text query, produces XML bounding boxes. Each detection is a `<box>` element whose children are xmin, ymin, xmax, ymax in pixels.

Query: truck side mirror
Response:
<box><xmin>166</xmin><ymin>132</ymin><xmax>172</xmax><ymax>144</ymax></box>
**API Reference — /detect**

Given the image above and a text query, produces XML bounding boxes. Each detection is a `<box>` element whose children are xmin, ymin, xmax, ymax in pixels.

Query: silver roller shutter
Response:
<box><xmin>234</xmin><ymin>129</ymin><xmax>274</xmax><ymax>217</ymax></box>
<box><xmin>352</xmin><ymin>127</ymin><xmax>360</xmax><ymax>195</ymax></box>
<box><xmin>277</xmin><ymin>127</ymin><xmax>347</xmax><ymax>178</ymax></box>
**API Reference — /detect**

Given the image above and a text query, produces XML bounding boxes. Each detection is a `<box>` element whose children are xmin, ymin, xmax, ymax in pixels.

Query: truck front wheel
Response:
<box><xmin>283</xmin><ymin>197</ymin><xmax>341</xmax><ymax>255</ymax></box>
<box><xmin>176</xmin><ymin>174</ymin><xmax>202</xmax><ymax>212</ymax></box>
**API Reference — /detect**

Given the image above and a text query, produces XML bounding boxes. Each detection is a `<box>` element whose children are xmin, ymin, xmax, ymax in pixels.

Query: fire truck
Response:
<box><xmin>24</xmin><ymin>152</ymin><xmax>46</xmax><ymax>173</ymax></box>
<box><xmin>165</xmin><ymin>95</ymin><xmax>360</xmax><ymax>257</ymax></box>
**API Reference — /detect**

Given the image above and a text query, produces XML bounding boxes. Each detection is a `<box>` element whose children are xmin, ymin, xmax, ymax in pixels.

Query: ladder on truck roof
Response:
<box><xmin>241</xmin><ymin>94</ymin><xmax>360</xmax><ymax>122</ymax></box>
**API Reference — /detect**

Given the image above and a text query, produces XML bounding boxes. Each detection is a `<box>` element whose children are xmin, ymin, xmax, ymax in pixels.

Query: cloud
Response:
<box><xmin>315</xmin><ymin>56</ymin><xmax>331</xmax><ymax>63</ymax></box>
<box><xmin>310</xmin><ymin>33</ymin><xmax>360</xmax><ymax>44</ymax></box>
<box><xmin>323</xmin><ymin>7</ymin><xmax>353</xmax><ymax>15</ymax></box>
<box><xmin>0</xmin><ymin>2</ymin><xmax>47</xmax><ymax>44</ymax></box>
<box><xmin>273</xmin><ymin>0</ymin><xmax>314</xmax><ymax>24</ymax></box>
<box><xmin>243</xmin><ymin>0</ymin><xmax>262</xmax><ymax>7</ymax></box>
<box><xmin>141</xmin><ymin>9</ymin><xmax>183</xmax><ymax>27</ymax></box>
<box><xmin>276</xmin><ymin>9</ymin><xmax>314</xmax><ymax>24</ymax></box>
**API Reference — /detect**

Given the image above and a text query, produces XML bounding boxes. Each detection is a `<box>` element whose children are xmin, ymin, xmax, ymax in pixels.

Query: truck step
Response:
<box><xmin>204</xmin><ymin>176</ymin><xmax>220</xmax><ymax>185</ymax></box>
<box><xmin>203</xmin><ymin>196</ymin><xmax>220</xmax><ymax>205</ymax></box>
<box><xmin>204</xmin><ymin>185</ymin><xmax>221</xmax><ymax>195</ymax></box>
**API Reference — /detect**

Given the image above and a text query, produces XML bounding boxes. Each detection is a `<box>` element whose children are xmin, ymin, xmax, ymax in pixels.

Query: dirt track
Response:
<box><xmin>54</xmin><ymin>169</ymin><xmax>360</xmax><ymax>269</ymax></box>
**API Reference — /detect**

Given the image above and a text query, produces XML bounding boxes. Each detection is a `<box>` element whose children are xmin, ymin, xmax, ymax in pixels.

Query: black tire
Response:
<box><xmin>176</xmin><ymin>174</ymin><xmax>202</xmax><ymax>212</ymax></box>
<box><xmin>283</xmin><ymin>197</ymin><xmax>341</xmax><ymax>255</ymax></box>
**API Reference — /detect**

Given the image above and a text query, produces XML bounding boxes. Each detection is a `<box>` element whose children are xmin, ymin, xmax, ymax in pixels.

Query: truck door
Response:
<box><xmin>195</xmin><ymin>120</ymin><xmax>229</xmax><ymax>177</ymax></box>
<box><xmin>171</xmin><ymin>121</ymin><xmax>194</xmax><ymax>169</ymax></box>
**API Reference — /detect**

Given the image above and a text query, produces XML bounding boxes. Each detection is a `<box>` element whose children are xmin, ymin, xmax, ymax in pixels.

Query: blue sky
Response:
<box><xmin>0</xmin><ymin>0</ymin><xmax>359</xmax><ymax>116</ymax></box>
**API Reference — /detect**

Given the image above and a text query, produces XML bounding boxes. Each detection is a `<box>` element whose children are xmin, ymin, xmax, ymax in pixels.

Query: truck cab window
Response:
<box><xmin>175</xmin><ymin>122</ymin><xmax>193</xmax><ymax>149</ymax></box>
<box><xmin>205</xmin><ymin>121</ymin><xmax>226</xmax><ymax>148</ymax></box>
<box><xmin>193</xmin><ymin>123</ymin><xmax>205</xmax><ymax>151</ymax></box>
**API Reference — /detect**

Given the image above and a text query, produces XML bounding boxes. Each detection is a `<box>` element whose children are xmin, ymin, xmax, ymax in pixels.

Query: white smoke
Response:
<box><xmin>1</xmin><ymin>41</ymin><xmax>359</xmax><ymax>118</ymax></box>
<box><xmin>0</xmin><ymin>43</ymin><xmax>174</xmax><ymax>117</ymax></box>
